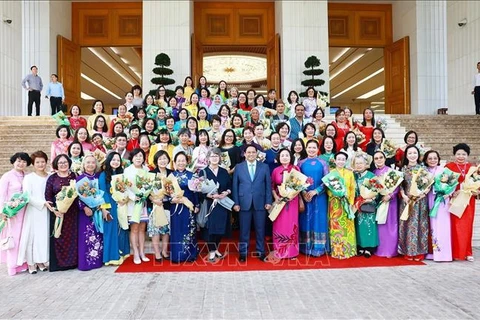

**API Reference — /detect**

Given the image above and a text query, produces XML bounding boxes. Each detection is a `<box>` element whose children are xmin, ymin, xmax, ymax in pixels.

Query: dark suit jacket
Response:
<box><xmin>232</xmin><ymin>160</ymin><xmax>272</xmax><ymax>211</ymax></box>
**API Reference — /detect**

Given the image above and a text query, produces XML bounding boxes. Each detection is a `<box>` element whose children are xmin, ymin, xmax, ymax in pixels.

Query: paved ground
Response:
<box><xmin>1</xmin><ymin>248</ymin><xmax>479</xmax><ymax>320</ymax></box>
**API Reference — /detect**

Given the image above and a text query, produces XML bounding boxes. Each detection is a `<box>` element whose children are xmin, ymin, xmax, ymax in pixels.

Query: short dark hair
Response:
<box><xmin>129</xmin><ymin>148</ymin><xmax>145</xmax><ymax>163</ymax></box>
<box><xmin>115</xmin><ymin>132</ymin><xmax>128</xmax><ymax>140</ymax></box>
<box><xmin>153</xmin><ymin>150</ymin><xmax>171</xmax><ymax>168</ymax></box>
<box><xmin>404</xmin><ymin>130</ymin><xmax>418</xmax><ymax>145</ymax></box>
<box><xmin>174</xmin><ymin>151</ymin><xmax>188</xmax><ymax>163</ymax></box>
<box><xmin>91</xmin><ymin>100</ymin><xmax>105</xmax><ymax>113</ymax></box>
<box><xmin>175</xmin><ymin>85</ymin><xmax>184</xmax><ymax>93</ymax></box>
<box><xmin>245</xmin><ymin>144</ymin><xmax>258</xmax><ymax>153</ymax></box>
<box><xmin>10</xmin><ymin>152</ymin><xmax>31</xmax><ymax>166</ymax></box>
<box><xmin>52</xmin><ymin>154</ymin><xmax>71</xmax><ymax>170</ymax></box>
<box><xmin>312</xmin><ymin>107</ymin><xmax>325</xmax><ymax>119</ymax></box>
<box><xmin>335</xmin><ymin>151</ymin><xmax>349</xmax><ymax>160</ymax></box>
<box><xmin>51</xmin><ymin>74</ymin><xmax>58</xmax><ymax>79</ymax></box>
<box><xmin>156</xmin><ymin>128</ymin><xmax>173</xmax><ymax>144</ymax></box>
<box><xmin>69</xmin><ymin>104</ymin><xmax>81</xmax><ymax>116</ymax></box>
<box><xmin>30</xmin><ymin>65</ymin><xmax>37</xmax><ymax>70</ymax></box>
<box><xmin>219</xmin><ymin>129</ymin><xmax>236</xmax><ymax>147</ymax></box>
<box><xmin>423</xmin><ymin>150</ymin><xmax>441</xmax><ymax>167</ymax></box>
<box><xmin>275</xmin><ymin>121</ymin><xmax>290</xmax><ymax>134</ymax></box>
<box><xmin>276</xmin><ymin>148</ymin><xmax>294</xmax><ymax>165</ymax></box>
<box><xmin>129</xmin><ymin>124</ymin><xmax>141</xmax><ymax>133</ymax></box>
<box><xmin>453</xmin><ymin>143</ymin><xmax>470</xmax><ymax>156</ymax></box>
<box><xmin>131</xmin><ymin>84</ymin><xmax>142</xmax><ymax>95</ymax></box>
<box><xmin>30</xmin><ymin>150</ymin><xmax>48</xmax><ymax>164</ymax></box>
<box><xmin>56</xmin><ymin>125</ymin><xmax>71</xmax><ymax>139</ymax></box>
<box><xmin>324</xmin><ymin>123</ymin><xmax>337</xmax><ymax>138</ymax></box>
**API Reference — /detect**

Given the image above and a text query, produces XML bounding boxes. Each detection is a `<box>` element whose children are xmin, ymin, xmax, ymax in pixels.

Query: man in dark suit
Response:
<box><xmin>232</xmin><ymin>145</ymin><xmax>272</xmax><ymax>262</ymax></box>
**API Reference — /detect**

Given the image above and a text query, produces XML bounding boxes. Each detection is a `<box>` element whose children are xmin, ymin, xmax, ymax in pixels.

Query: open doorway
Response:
<box><xmin>329</xmin><ymin>47</ymin><xmax>385</xmax><ymax>115</ymax></box>
<box><xmin>80</xmin><ymin>47</ymin><xmax>142</xmax><ymax>114</ymax></box>
<box><xmin>202</xmin><ymin>47</ymin><xmax>267</xmax><ymax>95</ymax></box>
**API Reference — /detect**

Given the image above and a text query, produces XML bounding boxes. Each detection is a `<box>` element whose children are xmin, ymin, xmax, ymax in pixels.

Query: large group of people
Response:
<box><xmin>0</xmin><ymin>76</ymin><xmax>478</xmax><ymax>276</ymax></box>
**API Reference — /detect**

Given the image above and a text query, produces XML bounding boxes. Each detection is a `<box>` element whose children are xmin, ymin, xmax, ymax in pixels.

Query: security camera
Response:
<box><xmin>3</xmin><ymin>19</ymin><xmax>12</xmax><ymax>24</ymax></box>
<box><xmin>458</xmin><ymin>18</ymin><xmax>467</xmax><ymax>27</ymax></box>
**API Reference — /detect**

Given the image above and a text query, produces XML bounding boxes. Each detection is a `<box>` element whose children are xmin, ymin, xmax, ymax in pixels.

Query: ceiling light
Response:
<box><xmin>120</xmin><ymin>57</ymin><xmax>130</xmax><ymax>65</ymax></box>
<box><xmin>357</xmin><ymin>85</ymin><xmax>385</xmax><ymax>99</ymax></box>
<box><xmin>110</xmin><ymin>47</ymin><xmax>121</xmax><ymax>55</ymax></box>
<box><xmin>331</xmin><ymin>68</ymin><xmax>384</xmax><ymax>99</ymax></box>
<box><xmin>81</xmin><ymin>73</ymin><xmax>122</xmax><ymax>100</ymax></box>
<box><xmin>88</xmin><ymin>48</ymin><xmax>135</xmax><ymax>86</ymax></box>
<box><xmin>330</xmin><ymin>54</ymin><xmax>366</xmax><ymax>80</ymax></box>
<box><xmin>331</xmin><ymin>47</ymin><xmax>350</xmax><ymax>64</ymax></box>
<box><xmin>371</xmin><ymin>101</ymin><xmax>385</xmax><ymax>104</ymax></box>
<box><xmin>81</xmin><ymin>92</ymin><xmax>96</xmax><ymax>100</ymax></box>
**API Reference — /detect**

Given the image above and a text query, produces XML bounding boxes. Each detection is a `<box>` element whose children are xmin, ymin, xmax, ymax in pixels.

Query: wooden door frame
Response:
<box><xmin>192</xmin><ymin>2</ymin><xmax>279</xmax><ymax>94</ymax></box>
<box><xmin>328</xmin><ymin>3</ymin><xmax>410</xmax><ymax>114</ymax></box>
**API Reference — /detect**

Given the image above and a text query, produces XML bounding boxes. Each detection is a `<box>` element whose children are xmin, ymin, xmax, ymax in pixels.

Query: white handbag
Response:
<box><xmin>0</xmin><ymin>220</ymin><xmax>15</xmax><ymax>251</ymax></box>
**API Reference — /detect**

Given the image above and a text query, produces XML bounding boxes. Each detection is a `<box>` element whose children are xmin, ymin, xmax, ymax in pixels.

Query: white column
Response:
<box><xmin>0</xmin><ymin>0</ymin><xmax>23</xmax><ymax>116</ymax></box>
<box><xmin>143</xmin><ymin>0</ymin><xmax>193</xmax><ymax>94</ymax></box>
<box><xmin>393</xmin><ymin>0</ymin><xmax>448</xmax><ymax>115</ymax></box>
<box><xmin>275</xmin><ymin>0</ymin><xmax>329</xmax><ymax>99</ymax></box>
<box><xmin>415</xmin><ymin>1</ymin><xmax>448</xmax><ymax>115</ymax></box>
<box><xmin>447</xmin><ymin>1</ymin><xmax>480</xmax><ymax>115</ymax></box>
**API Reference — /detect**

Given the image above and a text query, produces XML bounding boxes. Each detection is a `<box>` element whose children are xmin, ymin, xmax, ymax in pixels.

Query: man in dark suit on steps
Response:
<box><xmin>232</xmin><ymin>145</ymin><xmax>272</xmax><ymax>262</ymax></box>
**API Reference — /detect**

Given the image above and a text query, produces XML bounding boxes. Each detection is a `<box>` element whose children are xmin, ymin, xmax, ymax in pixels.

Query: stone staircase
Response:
<box><xmin>0</xmin><ymin>116</ymin><xmax>57</xmax><ymax>175</ymax></box>
<box><xmin>390</xmin><ymin>115</ymin><xmax>480</xmax><ymax>163</ymax></box>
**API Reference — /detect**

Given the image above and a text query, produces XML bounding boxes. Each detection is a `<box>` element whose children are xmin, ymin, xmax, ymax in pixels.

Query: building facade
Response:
<box><xmin>0</xmin><ymin>0</ymin><xmax>479</xmax><ymax>116</ymax></box>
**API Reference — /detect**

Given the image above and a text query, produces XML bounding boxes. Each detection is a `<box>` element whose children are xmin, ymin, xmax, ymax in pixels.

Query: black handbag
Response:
<box><xmin>360</xmin><ymin>203</ymin><xmax>376</xmax><ymax>213</ymax></box>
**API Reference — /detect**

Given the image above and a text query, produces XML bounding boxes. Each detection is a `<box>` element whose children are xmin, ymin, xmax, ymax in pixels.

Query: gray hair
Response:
<box><xmin>207</xmin><ymin>147</ymin><xmax>222</xmax><ymax>158</ymax></box>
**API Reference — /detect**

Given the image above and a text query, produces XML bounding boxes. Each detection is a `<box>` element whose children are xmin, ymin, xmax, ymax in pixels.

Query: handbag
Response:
<box><xmin>0</xmin><ymin>221</ymin><xmax>14</xmax><ymax>251</ymax></box>
<box><xmin>360</xmin><ymin>202</ymin><xmax>376</xmax><ymax>213</ymax></box>
<box><xmin>298</xmin><ymin>195</ymin><xmax>305</xmax><ymax>213</ymax></box>
<box><xmin>196</xmin><ymin>199</ymin><xmax>209</xmax><ymax>228</ymax></box>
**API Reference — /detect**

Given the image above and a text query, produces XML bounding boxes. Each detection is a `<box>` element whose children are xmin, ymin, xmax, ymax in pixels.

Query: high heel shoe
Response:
<box><xmin>161</xmin><ymin>252</ymin><xmax>170</xmax><ymax>260</ymax></box>
<box><xmin>140</xmin><ymin>255</ymin><xmax>150</xmax><ymax>262</ymax></box>
<box><xmin>133</xmin><ymin>256</ymin><xmax>141</xmax><ymax>265</ymax></box>
<box><xmin>28</xmin><ymin>265</ymin><xmax>37</xmax><ymax>274</ymax></box>
<box><xmin>38</xmin><ymin>264</ymin><xmax>48</xmax><ymax>272</ymax></box>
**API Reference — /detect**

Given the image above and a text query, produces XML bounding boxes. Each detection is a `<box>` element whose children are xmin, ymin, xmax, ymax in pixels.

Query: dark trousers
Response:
<box><xmin>207</xmin><ymin>234</ymin><xmax>222</xmax><ymax>252</ymax></box>
<box><xmin>50</xmin><ymin>96</ymin><xmax>63</xmax><ymax>115</ymax></box>
<box><xmin>239</xmin><ymin>207</ymin><xmax>266</xmax><ymax>256</ymax></box>
<box><xmin>27</xmin><ymin>90</ymin><xmax>41</xmax><ymax>116</ymax></box>
<box><xmin>474</xmin><ymin>86</ymin><xmax>480</xmax><ymax>114</ymax></box>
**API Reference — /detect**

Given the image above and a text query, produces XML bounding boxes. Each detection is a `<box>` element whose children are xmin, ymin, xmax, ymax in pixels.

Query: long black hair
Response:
<box><xmin>104</xmin><ymin>152</ymin><xmax>124</xmax><ymax>184</ymax></box>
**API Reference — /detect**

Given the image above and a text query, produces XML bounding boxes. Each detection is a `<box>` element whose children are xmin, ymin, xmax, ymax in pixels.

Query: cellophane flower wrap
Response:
<box><xmin>450</xmin><ymin>166</ymin><xmax>480</xmax><ymax>218</ymax></box>
<box><xmin>430</xmin><ymin>168</ymin><xmax>459</xmax><ymax>217</ymax></box>
<box><xmin>150</xmin><ymin>173</ymin><xmax>169</xmax><ymax>227</ymax></box>
<box><xmin>53</xmin><ymin>180</ymin><xmax>78</xmax><ymax>238</ymax></box>
<box><xmin>352</xmin><ymin>127</ymin><xmax>366</xmax><ymax>145</ymax></box>
<box><xmin>380</xmin><ymin>139</ymin><xmax>397</xmax><ymax>159</ymax></box>
<box><xmin>128</xmin><ymin>171</ymin><xmax>156</xmax><ymax>223</ymax></box>
<box><xmin>93</xmin><ymin>149</ymin><xmax>107</xmax><ymax>166</ymax></box>
<box><xmin>160</xmin><ymin>173</ymin><xmax>194</xmax><ymax>214</ymax></box>
<box><xmin>0</xmin><ymin>192</ymin><xmax>29</xmax><ymax>233</ymax></box>
<box><xmin>103</xmin><ymin>137</ymin><xmax>116</xmax><ymax>151</ymax></box>
<box><xmin>52</xmin><ymin>111</ymin><xmax>70</xmax><ymax>127</ymax></box>
<box><xmin>268</xmin><ymin>169</ymin><xmax>311</xmax><ymax>222</ymax></box>
<box><xmin>376</xmin><ymin>170</ymin><xmax>404</xmax><ymax>224</ymax></box>
<box><xmin>70</xmin><ymin>158</ymin><xmax>83</xmax><ymax>175</ymax></box>
<box><xmin>76</xmin><ymin>177</ymin><xmax>105</xmax><ymax>233</ymax></box>
<box><xmin>400</xmin><ymin>167</ymin><xmax>434</xmax><ymax>221</ymax></box>
<box><xmin>376</xmin><ymin>117</ymin><xmax>388</xmax><ymax>131</ymax></box>
<box><xmin>322</xmin><ymin>171</ymin><xmax>354</xmax><ymax>219</ymax></box>
<box><xmin>111</xmin><ymin>174</ymin><xmax>132</xmax><ymax>230</ymax></box>
<box><xmin>353</xmin><ymin>176</ymin><xmax>384</xmax><ymax>213</ymax></box>
<box><xmin>146</xmin><ymin>105</ymin><xmax>159</xmax><ymax>119</ymax></box>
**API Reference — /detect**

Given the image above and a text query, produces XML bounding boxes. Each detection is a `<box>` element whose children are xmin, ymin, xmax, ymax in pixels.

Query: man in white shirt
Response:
<box><xmin>472</xmin><ymin>61</ymin><xmax>480</xmax><ymax>115</ymax></box>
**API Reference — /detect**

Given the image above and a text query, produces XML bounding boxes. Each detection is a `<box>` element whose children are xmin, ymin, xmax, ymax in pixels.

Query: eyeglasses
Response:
<box><xmin>225</xmin><ymin>135</ymin><xmax>234</xmax><ymax>138</ymax></box>
<box><xmin>57</xmin><ymin>161</ymin><xmax>69</xmax><ymax>165</ymax></box>
<box><xmin>373</xmin><ymin>157</ymin><xmax>384</xmax><ymax>160</ymax></box>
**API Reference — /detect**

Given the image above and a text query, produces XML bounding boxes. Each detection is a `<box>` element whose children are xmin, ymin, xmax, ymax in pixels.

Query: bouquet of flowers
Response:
<box><xmin>352</xmin><ymin>127</ymin><xmax>366</xmax><ymax>145</ymax></box>
<box><xmin>268</xmin><ymin>169</ymin><xmax>312</xmax><ymax>221</ymax></box>
<box><xmin>236</xmin><ymin>109</ymin><xmax>251</xmax><ymax>123</ymax></box>
<box><xmin>76</xmin><ymin>177</ymin><xmax>105</xmax><ymax>233</ymax></box>
<box><xmin>353</xmin><ymin>176</ymin><xmax>384</xmax><ymax>213</ymax></box>
<box><xmin>111</xmin><ymin>174</ymin><xmax>132</xmax><ymax>230</ymax></box>
<box><xmin>93</xmin><ymin>149</ymin><xmax>107</xmax><ymax>165</ymax></box>
<box><xmin>128</xmin><ymin>171</ymin><xmax>156</xmax><ymax>223</ymax></box>
<box><xmin>220</xmin><ymin>151</ymin><xmax>231</xmax><ymax>169</ymax></box>
<box><xmin>264</xmin><ymin>108</ymin><xmax>277</xmax><ymax>118</ymax></box>
<box><xmin>381</xmin><ymin>139</ymin><xmax>397</xmax><ymax>159</ymax></box>
<box><xmin>0</xmin><ymin>192</ymin><xmax>29</xmax><ymax>233</ymax></box>
<box><xmin>146</xmin><ymin>105</ymin><xmax>159</xmax><ymax>119</ymax></box>
<box><xmin>159</xmin><ymin>173</ymin><xmax>194</xmax><ymax>214</ymax></box>
<box><xmin>70</xmin><ymin>158</ymin><xmax>83</xmax><ymax>175</ymax></box>
<box><xmin>233</xmin><ymin>128</ymin><xmax>244</xmax><ymax>146</ymax></box>
<box><xmin>376</xmin><ymin>169</ymin><xmax>404</xmax><ymax>224</ymax></box>
<box><xmin>103</xmin><ymin>137</ymin><xmax>116</xmax><ymax>151</ymax></box>
<box><xmin>53</xmin><ymin>180</ymin><xmax>78</xmax><ymax>238</ymax></box>
<box><xmin>170</xmin><ymin>131</ymin><xmax>180</xmax><ymax>146</ymax></box>
<box><xmin>187</xmin><ymin>174</ymin><xmax>205</xmax><ymax>193</ymax></box>
<box><xmin>114</xmin><ymin>113</ymin><xmax>134</xmax><ymax>128</ymax></box>
<box><xmin>400</xmin><ymin>167</ymin><xmax>434</xmax><ymax>220</ymax></box>
<box><xmin>322</xmin><ymin>171</ymin><xmax>354</xmax><ymax>219</ymax></box>
<box><xmin>429</xmin><ymin>168</ymin><xmax>460</xmax><ymax>217</ymax></box>
<box><xmin>52</xmin><ymin>111</ymin><xmax>70</xmax><ymax>127</ymax></box>
<box><xmin>316</xmin><ymin>92</ymin><xmax>330</xmax><ymax>108</ymax></box>
<box><xmin>256</xmin><ymin>151</ymin><xmax>267</xmax><ymax>162</ymax></box>
<box><xmin>376</xmin><ymin>117</ymin><xmax>388</xmax><ymax>131</ymax></box>
<box><xmin>150</xmin><ymin>173</ymin><xmax>170</xmax><ymax>227</ymax></box>
<box><xmin>194</xmin><ymin>176</ymin><xmax>234</xmax><ymax>227</ymax></box>
<box><xmin>450</xmin><ymin>166</ymin><xmax>480</xmax><ymax>218</ymax></box>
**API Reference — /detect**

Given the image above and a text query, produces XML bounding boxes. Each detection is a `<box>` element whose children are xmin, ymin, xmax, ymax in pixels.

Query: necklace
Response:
<box><xmin>455</xmin><ymin>162</ymin><xmax>467</xmax><ymax>177</ymax></box>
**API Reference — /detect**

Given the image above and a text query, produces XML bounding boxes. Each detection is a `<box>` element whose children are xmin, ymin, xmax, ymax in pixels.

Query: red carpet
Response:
<box><xmin>115</xmin><ymin>240</ymin><xmax>424</xmax><ymax>273</ymax></box>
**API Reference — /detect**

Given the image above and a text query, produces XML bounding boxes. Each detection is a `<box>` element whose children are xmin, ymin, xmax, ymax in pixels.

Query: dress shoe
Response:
<box><xmin>238</xmin><ymin>255</ymin><xmax>247</xmax><ymax>262</ymax></box>
<box><xmin>140</xmin><ymin>255</ymin><xmax>150</xmax><ymax>262</ymax></box>
<box><xmin>161</xmin><ymin>252</ymin><xmax>170</xmax><ymax>260</ymax></box>
<box><xmin>258</xmin><ymin>254</ymin><xmax>267</xmax><ymax>262</ymax></box>
<box><xmin>133</xmin><ymin>256</ymin><xmax>142</xmax><ymax>264</ymax></box>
